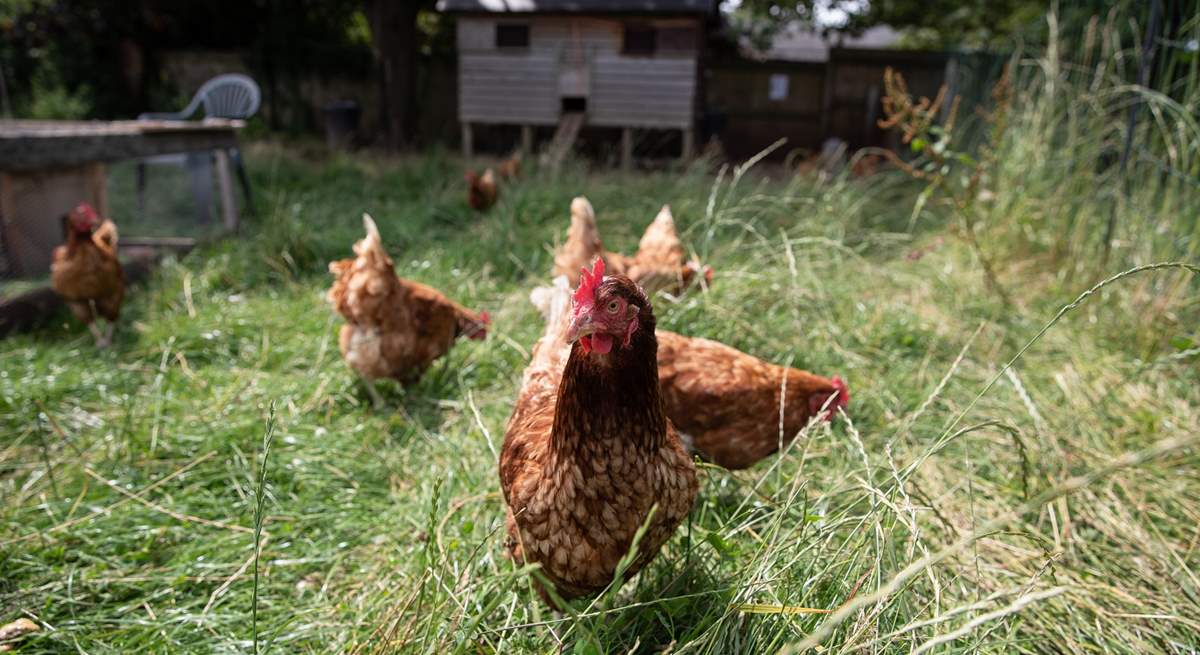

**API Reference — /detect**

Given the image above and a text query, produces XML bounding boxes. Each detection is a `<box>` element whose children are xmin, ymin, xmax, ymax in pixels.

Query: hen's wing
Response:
<box><xmin>656</xmin><ymin>330</ymin><xmax>845</xmax><ymax>469</ymax></box>
<box><xmin>500</xmin><ymin>276</ymin><xmax>572</xmax><ymax>522</ymax></box>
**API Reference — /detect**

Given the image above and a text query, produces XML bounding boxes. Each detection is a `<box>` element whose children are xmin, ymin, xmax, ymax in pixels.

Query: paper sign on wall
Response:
<box><xmin>768</xmin><ymin>74</ymin><xmax>789</xmax><ymax>101</ymax></box>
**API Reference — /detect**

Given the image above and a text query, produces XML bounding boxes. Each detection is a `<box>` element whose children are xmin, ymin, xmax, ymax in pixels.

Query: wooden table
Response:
<box><xmin>0</xmin><ymin>119</ymin><xmax>243</xmax><ymax>276</ymax></box>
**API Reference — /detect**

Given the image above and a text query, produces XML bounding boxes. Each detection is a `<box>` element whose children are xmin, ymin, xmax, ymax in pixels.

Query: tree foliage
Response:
<box><xmin>724</xmin><ymin>0</ymin><xmax>1126</xmax><ymax>50</ymax></box>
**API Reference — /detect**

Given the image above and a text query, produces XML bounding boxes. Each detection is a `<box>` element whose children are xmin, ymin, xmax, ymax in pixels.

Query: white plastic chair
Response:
<box><xmin>137</xmin><ymin>74</ymin><xmax>260</xmax><ymax>221</ymax></box>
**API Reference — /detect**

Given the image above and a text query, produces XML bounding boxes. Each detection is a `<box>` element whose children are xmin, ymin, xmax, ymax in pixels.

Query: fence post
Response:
<box><xmin>1104</xmin><ymin>0</ymin><xmax>1163</xmax><ymax>260</ymax></box>
<box><xmin>820</xmin><ymin>49</ymin><xmax>837</xmax><ymax>140</ymax></box>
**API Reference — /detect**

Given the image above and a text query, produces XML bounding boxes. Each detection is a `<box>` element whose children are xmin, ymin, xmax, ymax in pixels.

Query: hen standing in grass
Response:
<box><xmin>530</xmin><ymin>281</ymin><xmax>849</xmax><ymax>470</ymax></box>
<box><xmin>656</xmin><ymin>332</ymin><xmax>848</xmax><ymax>469</ymax></box>
<box><xmin>465</xmin><ymin>168</ymin><xmax>498</xmax><ymax>211</ymax></box>
<box><xmin>500</xmin><ymin>261</ymin><xmax>698</xmax><ymax>602</ymax></box>
<box><xmin>50</xmin><ymin>202</ymin><xmax>125</xmax><ymax>347</ymax></box>
<box><xmin>553</xmin><ymin>197</ymin><xmax>712</xmax><ymax>296</ymax></box>
<box><xmin>327</xmin><ymin>214</ymin><xmax>489</xmax><ymax>406</ymax></box>
<box><xmin>496</xmin><ymin>153</ymin><xmax>521</xmax><ymax>179</ymax></box>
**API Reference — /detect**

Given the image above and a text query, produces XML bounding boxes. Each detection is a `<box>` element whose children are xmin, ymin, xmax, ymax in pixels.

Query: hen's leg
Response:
<box><xmin>363</xmin><ymin>377</ymin><xmax>385</xmax><ymax>410</ymax></box>
<box><xmin>101</xmin><ymin>321</ymin><xmax>115</xmax><ymax>348</ymax></box>
<box><xmin>87</xmin><ymin>322</ymin><xmax>106</xmax><ymax>347</ymax></box>
<box><xmin>83</xmin><ymin>300</ymin><xmax>109</xmax><ymax>348</ymax></box>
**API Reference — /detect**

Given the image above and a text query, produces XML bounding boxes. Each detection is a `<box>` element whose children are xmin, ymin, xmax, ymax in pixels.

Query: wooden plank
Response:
<box><xmin>0</xmin><ymin>120</ymin><xmax>241</xmax><ymax>171</ymax></box>
<box><xmin>462</xmin><ymin>122</ymin><xmax>474</xmax><ymax>158</ymax></box>
<box><xmin>213</xmin><ymin>149</ymin><xmax>239</xmax><ymax>232</ymax></box>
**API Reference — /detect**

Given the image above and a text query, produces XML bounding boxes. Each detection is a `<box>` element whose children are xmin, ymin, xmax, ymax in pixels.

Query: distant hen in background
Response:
<box><xmin>465</xmin><ymin>168</ymin><xmax>498</xmax><ymax>211</ymax></box>
<box><xmin>50</xmin><ymin>202</ymin><xmax>125</xmax><ymax>347</ymax></box>
<box><xmin>328</xmin><ymin>214</ymin><xmax>489</xmax><ymax>406</ymax></box>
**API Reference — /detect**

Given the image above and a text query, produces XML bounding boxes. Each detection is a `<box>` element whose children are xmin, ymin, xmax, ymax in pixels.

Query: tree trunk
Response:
<box><xmin>365</xmin><ymin>0</ymin><xmax>422</xmax><ymax>150</ymax></box>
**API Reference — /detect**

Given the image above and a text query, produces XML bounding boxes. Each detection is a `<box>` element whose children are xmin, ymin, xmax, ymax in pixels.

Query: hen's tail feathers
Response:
<box><xmin>362</xmin><ymin>213</ymin><xmax>381</xmax><ymax>243</ymax></box>
<box><xmin>92</xmin><ymin>220</ymin><xmax>119</xmax><ymax>256</ymax></box>
<box><xmin>355</xmin><ymin>213</ymin><xmax>392</xmax><ymax>265</ymax></box>
<box><xmin>570</xmin><ymin>196</ymin><xmax>596</xmax><ymax>229</ymax></box>
<box><xmin>651</xmin><ymin>204</ymin><xmax>675</xmax><ymax>230</ymax></box>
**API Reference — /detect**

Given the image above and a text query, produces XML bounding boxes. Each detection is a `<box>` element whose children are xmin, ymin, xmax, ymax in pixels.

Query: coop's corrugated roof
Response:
<box><xmin>437</xmin><ymin>0</ymin><xmax>715</xmax><ymax>14</ymax></box>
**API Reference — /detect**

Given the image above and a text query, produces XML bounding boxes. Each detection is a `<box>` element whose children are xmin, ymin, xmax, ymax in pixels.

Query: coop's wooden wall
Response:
<box><xmin>456</xmin><ymin>16</ymin><xmax>701</xmax><ymax>129</ymax></box>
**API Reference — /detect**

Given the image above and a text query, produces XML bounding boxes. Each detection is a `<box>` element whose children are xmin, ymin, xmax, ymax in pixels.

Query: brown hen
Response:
<box><xmin>50</xmin><ymin>202</ymin><xmax>125</xmax><ymax>347</ymax></box>
<box><xmin>657</xmin><ymin>331</ymin><xmax>848</xmax><ymax>470</ymax></box>
<box><xmin>553</xmin><ymin>197</ymin><xmax>712</xmax><ymax>296</ymax></box>
<box><xmin>465</xmin><ymin>168</ymin><xmax>498</xmax><ymax>211</ymax></box>
<box><xmin>328</xmin><ymin>214</ymin><xmax>489</xmax><ymax>406</ymax></box>
<box><xmin>530</xmin><ymin>285</ymin><xmax>849</xmax><ymax>471</ymax></box>
<box><xmin>500</xmin><ymin>262</ymin><xmax>698</xmax><ymax>603</ymax></box>
<box><xmin>496</xmin><ymin>153</ymin><xmax>521</xmax><ymax>179</ymax></box>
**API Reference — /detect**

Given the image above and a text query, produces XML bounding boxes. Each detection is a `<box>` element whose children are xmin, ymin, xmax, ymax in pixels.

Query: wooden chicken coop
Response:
<box><xmin>437</xmin><ymin>0</ymin><xmax>715</xmax><ymax>167</ymax></box>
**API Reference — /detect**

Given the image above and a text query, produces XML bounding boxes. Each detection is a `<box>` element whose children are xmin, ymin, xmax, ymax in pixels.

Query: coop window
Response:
<box><xmin>623</xmin><ymin>26</ymin><xmax>657</xmax><ymax>55</ymax></box>
<box><xmin>496</xmin><ymin>24</ymin><xmax>530</xmax><ymax>49</ymax></box>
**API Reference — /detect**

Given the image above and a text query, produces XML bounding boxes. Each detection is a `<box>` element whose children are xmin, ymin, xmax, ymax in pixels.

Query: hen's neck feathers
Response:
<box><xmin>551</xmin><ymin>306</ymin><xmax>665</xmax><ymax>453</ymax></box>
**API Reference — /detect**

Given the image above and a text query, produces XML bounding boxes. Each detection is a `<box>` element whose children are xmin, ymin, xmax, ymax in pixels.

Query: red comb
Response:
<box><xmin>573</xmin><ymin>257</ymin><xmax>605</xmax><ymax>307</ymax></box>
<box><xmin>73</xmin><ymin>202</ymin><xmax>98</xmax><ymax>220</ymax></box>
<box><xmin>479</xmin><ymin>311</ymin><xmax>491</xmax><ymax>325</ymax></box>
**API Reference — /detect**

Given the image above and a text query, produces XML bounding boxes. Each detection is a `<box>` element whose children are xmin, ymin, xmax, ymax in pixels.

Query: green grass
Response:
<box><xmin>0</xmin><ymin>138</ymin><xmax>1196</xmax><ymax>653</ymax></box>
<box><xmin>3</xmin><ymin>11</ymin><xmax>1200</xmax><ymax>649</ymax></box>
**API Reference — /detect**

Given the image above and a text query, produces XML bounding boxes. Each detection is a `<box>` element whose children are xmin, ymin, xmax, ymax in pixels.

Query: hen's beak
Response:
<box><xmin>565</xmin><ymin>312</ymin><xmax>595</xmax><ymax>343</ymax></box>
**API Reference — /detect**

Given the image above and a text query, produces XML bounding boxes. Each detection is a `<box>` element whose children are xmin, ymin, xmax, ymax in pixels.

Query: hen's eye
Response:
<box><xmin>606</xmin><ymin>300</ymin><xmax>620</xmax><ymax>313</ymax></box>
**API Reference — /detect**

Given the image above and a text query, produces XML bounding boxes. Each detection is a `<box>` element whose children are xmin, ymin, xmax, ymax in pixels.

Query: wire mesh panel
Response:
<box><xmin>0</xmin><ymin>153</ymin><xmax>237</xmax><ymax>300</ymax></box>
<box><xmin>0</xmin><ymin>119</ymin><xmax>244</xmax><ymax>302</ymax></box>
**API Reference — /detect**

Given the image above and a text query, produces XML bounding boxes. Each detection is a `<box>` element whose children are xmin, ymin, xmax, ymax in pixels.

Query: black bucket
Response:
<box><xmin>321</xmin><ymin>100</ymin><xmax>361</xmax><ymax>150</ymax></box>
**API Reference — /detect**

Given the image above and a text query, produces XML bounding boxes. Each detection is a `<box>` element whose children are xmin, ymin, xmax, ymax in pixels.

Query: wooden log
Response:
<box><xmin>0</xmin><ymin>122</ymin><xmax>240</xmax><ymax>171</ymax></box>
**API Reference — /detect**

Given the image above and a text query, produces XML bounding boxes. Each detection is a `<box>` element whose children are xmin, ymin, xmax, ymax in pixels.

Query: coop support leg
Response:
<box><xmin>462</xmin><ymin>122</ymin><xmax>474</xmax><ymax>159</ymax></box>
<box><xmin>681</xmin><ymin>126</ymin><xmax>694</xmax><ymax>162</ymax></box>
<box><xmin>621</xmin><ymin>127</ymin><xmax>633</xmax><ymax>171</ymax></box>
<box><xmin>213</xmin><ymin>149</ymin><xmax>240</xmax><ymax>233</ymax></box>
<box><xmin>186</xmin><ymin>152</ymin><xmax>214</xmax><ymax>225</ymax></box>
<box><xmin>521</xmin><ymin>125</ymin><xmax>533</xmax><ymax>155</ymax></box>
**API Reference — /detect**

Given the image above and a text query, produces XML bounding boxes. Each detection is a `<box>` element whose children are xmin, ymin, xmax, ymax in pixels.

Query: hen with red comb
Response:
<box><xmin>51</xmin><ymin>202</ymin><xmax>124</xmax><ymax>347</ymax></box>
<box><xmin>500</xmin><ymin>258</ymin><xmax>697</xmax><ymax>604</ymax></box>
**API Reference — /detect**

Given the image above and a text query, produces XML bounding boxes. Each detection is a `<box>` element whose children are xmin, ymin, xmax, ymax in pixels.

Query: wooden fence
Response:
<box><xmin>704</xmin><ymin>48</ymin><xmax>953</xmax><ymax>159</ymax></box>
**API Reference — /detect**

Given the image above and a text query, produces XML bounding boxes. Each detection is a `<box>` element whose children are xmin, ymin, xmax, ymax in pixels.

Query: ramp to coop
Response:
<box><xmin>542</xmin><ymin>111</ymin><xmax>586</xmax><ymax>168</ymax></box>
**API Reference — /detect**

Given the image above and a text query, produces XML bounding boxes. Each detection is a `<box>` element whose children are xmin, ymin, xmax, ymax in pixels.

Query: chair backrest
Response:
<box><xmin>196</xmin><ymin>74</ymin><xmax>261</xmax><ymax>119</ymax></box>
